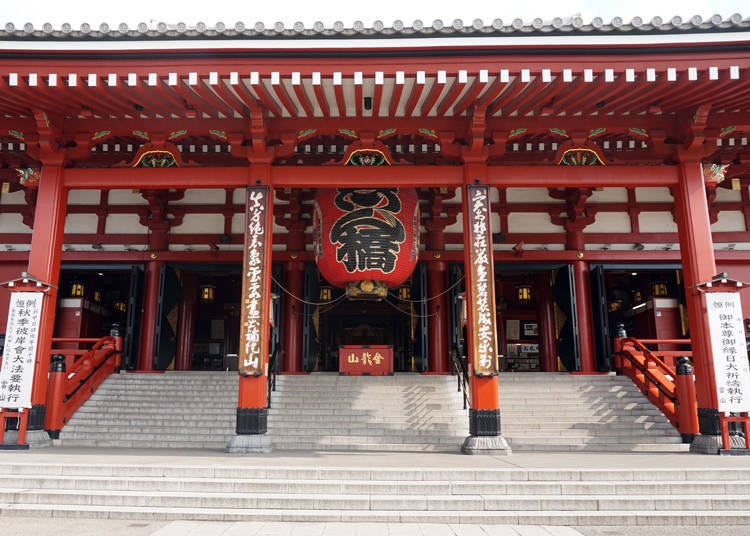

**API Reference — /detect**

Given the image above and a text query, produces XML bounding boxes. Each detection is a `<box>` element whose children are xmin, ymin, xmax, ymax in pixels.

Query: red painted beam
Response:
<box><xmin>486</xmin><ymin>165</ymin><xmax>679</xmax><ymax>187</ymax></box>
<box><xmin>62</xmin><ymin>164</ymin><xmax>679</xmax><ymax>189</ymax></box>
<box><xmin>64</xmin><ymin>167</ymin><xmax>250</xmax><ymax>189</ymax></box>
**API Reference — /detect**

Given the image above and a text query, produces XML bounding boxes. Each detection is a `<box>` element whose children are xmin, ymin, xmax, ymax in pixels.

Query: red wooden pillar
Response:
<box><xmin>572</xmin><ymin>260</ymin><xmax>596</xmax><ymax>372</ymax></box>
<box><xmin>427</xmin><ymin>259</ymin><xmax>449</xmax><ymax>373</ymax></box>
<box><xmin>536</xmin><ymin>272</ymin><xmax>558</xmax><ymax>372</ymax></box>
<box><xmin>25</xmin><ymin>165</ymin><xmax>67</xmax><ymax>444</ymax></box>
<box><xmin>175</xmin><ymin>272</ymin><xmax>197</xmax><ymax>370</ymax></box>
<box><xmin>228</xmin><ymin>169</ymin><xmax>273</xmax><ymax>453</ymax></box>
<box><xmin>673</xmin><ymin>157</ymin><xmax>721</xmax><ymax>453</ymax></box>
<box><xmin>566</xmin><ymin>229</ymin><xmax>596</xmax><ymax>373</ymax></box>
<box><xmin>460</xmin><ymin>168</ymin><xmax>510</xmax><ymax>454</ymax></box>
<box><xmin>282</xmin><ymin>259</ymin><xmax>304</xmax><ymax>373</ymax></box>
<box><xmin>137</xmin><ymin>259</ymin><xmax>162</xmax><ymax>371</ymax></box>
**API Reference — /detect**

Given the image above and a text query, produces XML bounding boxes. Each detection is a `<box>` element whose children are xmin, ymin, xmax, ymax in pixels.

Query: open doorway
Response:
<box><xmin>57</xmin><ymin>264</ymin><xmax>143</xmax><ymax>369</ymax></box>
<box><xmin>590</xmin><ymin>264</ymin><xmax>685</xmax><ymax>371</ymax></box>
<box><xmin>300</xmin><ymin>262</ymin><xmax>429</xmax><ymax>373</ymax></box>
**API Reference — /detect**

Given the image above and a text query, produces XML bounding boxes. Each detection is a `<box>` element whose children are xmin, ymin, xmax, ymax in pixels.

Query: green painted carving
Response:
<box><xmin>508</xmin><ymin>128</ymin><xmax>527</xmax><ymax>139</ymax></box>
<box><xmin>588</xmin><ymin>128</ymin><xmax>606</xmax><ymax>138</ymax></box>
<box><xmin>297</xmin><ymin>128</ymin><xmax>317</xmax><ymax>139</ymax></box>
<box><xmin>418</xmin><ymin>128</ymin><xmax>438</xmax><ymax>139</ymax></box>
<box><xmin>558</xmin><ymin>148</ymin><xmax>604</xmax><ymax>166</ymax></box>
<box><xmin>134</xmin><ymin>150</ymin><xmax>178</xmax><ymax>168</ymax></box>
<box><xmin>377</xmin><ymin>128</ymin><xmax>397</xmax><ymax>138</ymax></box>
<box><xmin>549</xmin><ymin>128</ymin><xmax>568</xmax><ymax>137</ymax></box>
<box><xmin>628</xmin><ymin>127</ymin><xmax>649</xmax><ymax>138</ymax></box>
<box><xmin>132</xmin><ymin>130</ymin><xmax>150</xmax><ymax>140</ymax></box>
<box><xmin>208</xmin><ymin>129</ymin><xmax>227</xmax><ymax>140</ymax></box>
<box><xmin>16</xmin><ymin>168</ymin><xmax>41</xmax><ymax>188</ymax></box>
<box><xmin>338</xmin><ymin>128</ymin><xmax>358</xmax><ymax>139</ymax></box>
<box><xmin>92</xmin><ymin>130</ymin><xmax>111</xmax><ymax>141</ymax></box>
<box><xmin>169</xmin><ymin>129</ymin><xmax>188</xmax><ymax>140</ymax></box>
<box><xmin>720</xmin><ymin>126</ymin><xmax>736</xmax><ymax>137</ymax></box>
<box><xmin>8</xmin><ymin>129</ymin><xmax>24</xmax><ymax>140</ymax></box>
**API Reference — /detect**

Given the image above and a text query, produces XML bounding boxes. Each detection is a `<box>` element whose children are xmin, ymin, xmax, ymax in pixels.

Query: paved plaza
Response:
<box><xmin>2</xmin><ymin>448</ymin><xmax>750</xmax><ymax>534</ymax></box>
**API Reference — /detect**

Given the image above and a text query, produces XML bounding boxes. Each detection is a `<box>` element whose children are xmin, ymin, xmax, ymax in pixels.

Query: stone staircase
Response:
<box><xmin>499</xmin><ymin>373</ymin><xmax>687</xmax><ymax>452</ymax></box>
<box><xmin>268</xmin><ymin>374</ymin><xmax>467</xmax><ymax>451</ymax></box>
<box><xmin>1</xmin><ymin>460</ymin><xmax>749</xmax><ymax>525</ymax></box>
<box><xmin>58</xmin><ymin>371</ymin><xmax>685</xmax><ymax>452</ymax></box>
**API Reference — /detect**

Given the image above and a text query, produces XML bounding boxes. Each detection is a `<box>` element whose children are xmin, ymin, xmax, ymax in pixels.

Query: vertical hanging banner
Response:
<box><xmin>705</xmin><ymin>292</ymin><xmax>750</xmax><ymax>412</ymax></box>
<box><xmin>238</xmin><ymin>186</ymin><xmax>270</xmax><ymax>377</ymax></box>
<box><xmin>0</xmin><ymin>292</ymin><xmax>43</xmax><ymax>408</ymax></box>
<box><xmin>466</xmin><ymin>184</ymin><xmax>499</xmax><ymax>376</ymax></box>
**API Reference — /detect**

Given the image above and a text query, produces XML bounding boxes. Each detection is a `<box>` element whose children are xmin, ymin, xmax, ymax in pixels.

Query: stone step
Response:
<box><xmin>0</xmin><ymin>502</ymin><xmax>746</xmax><ymax>525</ymax></box>
<box><xmin>4</xmin><ymin>473</ymin><xmax>750</xmax><ymax>495</ymax></box>
<box><xmin>2</xmin><ymin>486</ymin><xmax>749</xmax><ymax>511</ymax></box>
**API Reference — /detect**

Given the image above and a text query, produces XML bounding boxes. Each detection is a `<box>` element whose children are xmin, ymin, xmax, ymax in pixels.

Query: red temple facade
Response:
<box><xmin>1</xmin><ymin>14</ymin><xmax>750</xmax><ymax>453</ymax></box>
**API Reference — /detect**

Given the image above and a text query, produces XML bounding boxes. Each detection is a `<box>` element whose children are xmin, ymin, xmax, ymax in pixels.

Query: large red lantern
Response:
<box><xmin>313</xmin><ymin>188</ymin><xmax>420</xmax><ymax>297</ymax></box>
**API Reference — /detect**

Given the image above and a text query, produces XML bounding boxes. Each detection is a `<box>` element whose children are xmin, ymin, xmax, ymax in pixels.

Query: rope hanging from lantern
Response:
<box><xmin>270</xmin><ymin>275</ymin><xmax>346</xmax><ymax>307</ymax></box>
<box><xmin>387</xmin><ymin>275</ymin><xmax>466</xmax><ymax>304</ymax></box>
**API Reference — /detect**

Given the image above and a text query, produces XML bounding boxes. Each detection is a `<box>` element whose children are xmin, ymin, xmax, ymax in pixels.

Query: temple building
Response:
<box><xmin>1</xmin><ymin>14</ymin><xmax>750</xmax><ymax>453</ymax></box>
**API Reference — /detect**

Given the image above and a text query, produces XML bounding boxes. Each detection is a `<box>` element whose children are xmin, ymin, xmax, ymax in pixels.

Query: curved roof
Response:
<box><xmin>1</xmin><ymin>14</ymin><xmax>748</xmax><ymax>42</ymax></box>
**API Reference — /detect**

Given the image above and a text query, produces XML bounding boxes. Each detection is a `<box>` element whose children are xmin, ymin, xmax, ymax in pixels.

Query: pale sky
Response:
<box><xmin>1</xmin><ymin>0</ymin><xmax>747</xmax><ymax>27</ymax></box>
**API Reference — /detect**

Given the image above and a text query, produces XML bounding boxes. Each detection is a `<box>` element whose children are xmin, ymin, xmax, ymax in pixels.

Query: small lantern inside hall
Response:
<box><xmin>516</xmin><ymin>284</ymin><xmax>533</xmax><ymax>305</ymax></box>
<box><xmin>199</xmin><ymin>284</ymin><xmax>216</xmax><ymax>303</ymax></box>
<box><xmin>313</xmin><ymin>188</ymin><xmax>420</xmax><ymax>299</ymax></box>
<box><xmin>69</xmin><ymin>281</ymin><xmax>85</xmax><ymax>298</ymax></box>
<box><xmin>113</xmin><ymin>300</ymin><xmax>127</xmax><ymax>313</ymax></box>
<box><xmin>650</xmin><ymin>281</ymin><xmax>669</xmax><ymax>297</ymax></box>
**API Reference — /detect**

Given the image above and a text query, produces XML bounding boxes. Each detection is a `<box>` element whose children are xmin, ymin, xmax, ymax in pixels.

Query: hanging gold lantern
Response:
<box><xmin>69</xmin><ymin>281</ymin><xmax>85</xmax><ymax>297</ymax></box>
<box><xmin>516</xmin><ymin>284</ymin><xmax>533</xmax><ymax>305</ymax></box>
<box><xmin>199</xmin><ymin>284</ymin><xmax>216</xmax><ymax>303</ymax></box>
<box><xmin>650</xmin><ymin>281</ymin><xmax>668</xmax><ymax>297</ymax></box>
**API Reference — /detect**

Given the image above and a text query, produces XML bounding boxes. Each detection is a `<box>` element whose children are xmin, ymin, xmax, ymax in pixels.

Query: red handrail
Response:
<box><xmin>614</xmin><ymin>335</ymin><xmax>699</xmax><ymax>442</ymax></box>
<box><xmin>45</xmin><ymin>329</ymin><xmax>122</xmax><ymax>438</ymax></box>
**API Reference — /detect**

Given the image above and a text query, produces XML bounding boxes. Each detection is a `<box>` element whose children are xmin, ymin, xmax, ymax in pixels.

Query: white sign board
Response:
<box><xmin>706</xmin><ymin>292</ymin><xmax>750</xmax><ymax>413</ymax></box>
<box><xmin>0</xmin><ymin>292</ymin><xmax>43</xmax><ymax>409</ymax></box>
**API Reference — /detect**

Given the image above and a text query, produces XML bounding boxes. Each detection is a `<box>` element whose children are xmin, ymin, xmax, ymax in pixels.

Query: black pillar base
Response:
<box><xmin>469</xmin><ymin>409</ymin><xmax>501</xmax><ymax>437</ymax></box>
<box><xmin>236</xmin><ymin>408</ymin><xmax>268</xmax><ymax>435</ymax></box>
<box><xmin>698</xmin><ymin>407</ymin><xmax>721</xmax><ymax>436</ymax></box>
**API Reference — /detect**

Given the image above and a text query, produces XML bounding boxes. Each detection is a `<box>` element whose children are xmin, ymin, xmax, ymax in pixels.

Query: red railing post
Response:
<box><xmin>674</xmin><ymin>356</ymin><xmax>699</xmax><ymax>443</ymax></box>
<box><xmin>44</xmin><ymin>353</ymin><xmax>67</xmax><ymax>439</ymax></box>
<box><xmin>612</xmin><ymin>323</ymin><xmax>627</xmax><ymax>371</ymax></box>
<box><xmin>110</xmin><ymin>324</ymin><xmax>123</xmax><ymax>370</ymax></box>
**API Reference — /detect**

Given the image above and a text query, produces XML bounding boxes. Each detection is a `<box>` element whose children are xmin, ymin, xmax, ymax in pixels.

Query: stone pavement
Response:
<box><xmin>2</xmin><ymin>447</ymin><xmax>750</xmax><ymax>534</ymax></box>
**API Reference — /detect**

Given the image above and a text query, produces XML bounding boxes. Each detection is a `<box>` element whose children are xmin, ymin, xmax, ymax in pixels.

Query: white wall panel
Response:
<box><xmin>64</xmin><ymin>214</ymin><xmax>97</xmax><ymax>234</ymax></box>
<box><xmin>173</xmin><ymin>188</ymin><xmax>226</xmax><ymax>204</ymax></box>
<box><xmin>712</xmin><ymin>211</ymin><xmax>746</xmax><ymax>232</ymax></box>
<box><xmin>508</xmin><ymin>213</ymin><xmax>564</xmax><ymax>233</ymax></box>
<box><xmin>638</xmin><ymin>211</ymin><xmax>677</xmax><ymax>232</ymax></box>
<box><xmin>0</xmin><ymin>190</ymin><xmax>26</xmax><ymax>205</ymax></box>
<box><xmin>108</xmin><ymin>189</ymin><xmax>148</xmax><ymax>205</ymax></box>
<box><xmin>584</xmin><ymin>212</ymin><xmax>632</xmax><ymax>233</ymax></box>
<box><xmin>171</xmin><ymin>213</ymin><xmax>223</xmax><ymax>234</ymax></box>
<box><xmin>635</xmin><ymin>187</ymin><xmax>673</xmax><ymax>202</ymax></box>
<box><xmin>507</xmin><ymin>188</ymin><xmax>562</xmax><ymax>203</ymax></box>
<box><xmin>715</xmin><ymin>187</ymin><xmax>742</xmax><ymax>202</ymax></box>
<box><xmin>588</xmin><ymin>187</ymin><xmax>628</xmax><ymax>203</ymax></box>
<box><xmin>67</xmin><ymin>189</ymin><xmax>100</xmax><ymax>205</ymax></box>
<box><xmin>105</xmin><ymin>214</ymin><xmax>147</xmax><ymax>233</ymax></box>
<box><xmin>0</xmin><ymin>213</ymin><xmax>31</xmax><ymax>233</ymax></box>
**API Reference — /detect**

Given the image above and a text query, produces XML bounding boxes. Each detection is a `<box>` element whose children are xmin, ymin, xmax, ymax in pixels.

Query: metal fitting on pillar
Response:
<box><xmin>236</xmin><ymin>408</ymin><xmax>268</xmax><ymax>435</ymax></box>
<box><xmin>469</xmin><ymin>409</ymin><xmax>501</xmax><ymax>437</ymax></box>
<box><xmin>615</xmin><ymin>322</ymin><xmax>627</xmax><ymax>338</ymax></box>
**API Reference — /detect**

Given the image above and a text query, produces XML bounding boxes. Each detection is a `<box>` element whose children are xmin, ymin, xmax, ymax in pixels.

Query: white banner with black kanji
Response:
<box><xmin>0</xmin><ymin>292</ymin><xmax>43</xmax><ymax>409</ymax></box>
<box><xmin>706</xmin><ymin>292</ymin><xmax>750</xmax><ymax>413</ymax></box>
